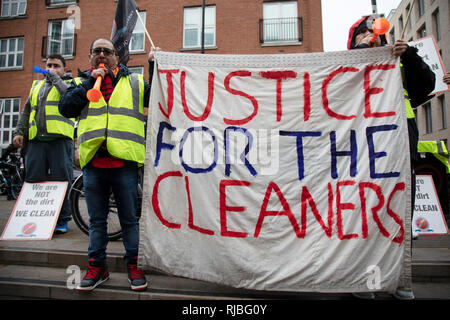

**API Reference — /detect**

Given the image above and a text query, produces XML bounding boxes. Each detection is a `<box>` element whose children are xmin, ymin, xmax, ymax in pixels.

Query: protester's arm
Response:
<box><xmin>443</xmin><ymin>72</ymin><xmax>450</xmax><ymax>85</ymax></box>
<box><xmin>58</xmin><ymin>77</ymin><xmax>95</xmax><ymax>118</ymax></box>
<box><xmin>398</xmin><ymin>41</ymin><xmax>436</xmax><ymax>107</ymax></box>
<box><xmin>147</xmin><ymin>46</ymin><xmax>159</xmax><ymax>87</ymax></box>
<box><xmin>46</xmin><ymin>72</ymin><xmax>69</xmax><ymax>95</ymax></box>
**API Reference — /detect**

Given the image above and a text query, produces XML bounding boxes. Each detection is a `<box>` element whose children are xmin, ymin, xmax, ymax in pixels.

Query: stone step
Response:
<box><xmin>1</xmin><ymin>264</ymin><xmax>450</xmax><ymax>301</ymax></box>
<box><xmin>1</xmin><ymin>246</ymin><xmax>449</xmax><ymax>282</ymax></box>
<box><xmin>0</xmin><ymin>264</ymin><xmax>348</xmax><ymax>300</ymax></box>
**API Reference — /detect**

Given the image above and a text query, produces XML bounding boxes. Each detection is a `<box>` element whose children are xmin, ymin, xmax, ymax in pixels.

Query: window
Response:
<box><xmin>398</xmin><ymin>15</ymin><xmax>403</xmax><ymax>35</ymax></box>
<box><xmin>405</xmin><ymin>5</ymin><xmax>412</xmax><ymax>31</ymax></box>
<box><xmin>183</xmin><ymin>6</ymin><xmax>216</xmax><ymax>49</ymax></box>
<box><xmin>439</xmin><ymin>95</ymin><xmax>446</xmax><ymax>129</ymax></box>
<box><xmin>432</xmin><ymin>9</ymin><xmax>440</xmax><ymax>41</ymax></box>
<box><xmin>1</xmin><ymin>0</ymin><xmax>26</xmax><ymax>17</ymax></box>
<box><xmin>48</xmin><ymin>19</ymin><xmax>75</xmax><ymax>57</ymax></box>
<box><xmin>128</xmin><ymin>66</ymin><xmax>143</xmax><ymax>75</ymax></box>
<box><xmin>0</xmin><ymin>37</ymin><xmax>24</xmax><ymax>70</ymax></box>
<box><xmin>46</xmin><ymin>0</ymin><xmax>77</xmax><ymax>6</ymax></box>
<box><xmin>417</xmin><ymin>24</ymin><xmax>426</xmax><ymax>38</ymax></box>
<box><xmin>262</xmin><ymin>1</ymin><xmax>299</xmax><ymax>43</ymax></box>
<box><xmin>130</xmin><ymin>11</ymin><xmax>146</xmax><ymax>53</ymax></box>
<box><xmin>418</xmin><ymin>0</ymin><xmax>425</xmax><ymax>17</ymax></box>
<box><xmin>389</xmin><ymin>28</ymin><xmax>395</xmax><ymax>44</ymax></box>
<box><xmin>424</xmin><ymin>103</ymin><xmax>432</xmax><ymax>134</ymax></box>
<box><xmin>0</xmin><ymin>98</ymin><xmax>20</xmax><ymax>147</ymax></box>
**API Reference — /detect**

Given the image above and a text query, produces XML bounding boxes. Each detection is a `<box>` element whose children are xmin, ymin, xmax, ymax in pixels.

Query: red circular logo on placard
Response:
<box><xmin>22</xmin><ymin>223</ymin><xmax>37</xmax><ymax>235</ymax></box>
<box><xmin>415</xmin><ymin>218</ymin><xmax>429</xmax><ymax>230</ymax></box>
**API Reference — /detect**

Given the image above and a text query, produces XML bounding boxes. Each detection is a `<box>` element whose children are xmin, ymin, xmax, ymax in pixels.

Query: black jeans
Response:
<box><xmin>25</xmin><ymin>138</ymin><xmax>73</xmax><ymax>225</ymax></box>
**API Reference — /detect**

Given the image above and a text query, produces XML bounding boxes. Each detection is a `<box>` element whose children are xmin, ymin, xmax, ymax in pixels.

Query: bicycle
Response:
<box><xmin>0</xmin><ymin>151</ymin><xmax>24</xmax><ymax>200</ymax></box>
<box><xmin>68</xmin><ymin>169</ymin><xmax>143</xmax><ymax>241</ymax></box>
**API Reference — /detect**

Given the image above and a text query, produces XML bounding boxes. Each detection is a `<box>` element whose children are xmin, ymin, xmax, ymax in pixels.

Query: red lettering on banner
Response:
<box><xmin>158</xmin><ymin>69</ymin><xmax>179</xmax><ymax>118</ymax></box>
<box><xmin>152</xmin><ymin>171</ymin><xmax>182</xmax><ymax>229</ymax></box>
<box><xmin>260</xmin><ymin>70</ymin><xmax>297</xmax><ymax>122</ymax></box>
<box><xmin>223</xmin><ymin>71</ymin><xmax>259</xmax><ymax>125</ymax></box>
<box><xmin>364</xmin><ymin>64</ymin><xmax>396</xmax><ymax>118</ymax></box>
<box><xmin>387</xmin><ymin>182</ymin><xmax>405</xmax><ymax>244</ymax></box>
<box><xmin>185</xmin><ymin>176</ymin><xmax>215</xmax><ymax>235</ymax></box>
<box><xmin>303</xmin><ymin>72</ymin><xmax>311</xmax><ymax>121</ymax></box>
<box><xmin>322</xmin><ymin>67</ymin><xmax>359</xmax><ymax>120</ymax></box>
<box><xmin>254</xmin><ymin>181</ymin><xmax>303</xmax><ymax>238</ymax></box>
<box><xmin>181</xmin><ymin>71</ymin><xmax>215</xmax><ymax>121</ymax></box>
<box><xmin>336</xmin><ymin>180</ymin><xmax>358</xmax><ymax>239</ymax></box>
<box><xmin>358</xmin><ymin>182</ymin><xmax>384</xmax><ymax>239</ymax></box>
<box><xmin>300</xmin><ymin>185</ymin><xmax>333</xmax><ymax>238</ymax></box>
<box><xmin>150</xmin><ymin>173</ymin><xmax>405</xmax><ymax>243</ymax></box>
<box><xmin>219</xmin><ymin>180</ymin><xmax>250</xmax><ymax>238</ymax></box>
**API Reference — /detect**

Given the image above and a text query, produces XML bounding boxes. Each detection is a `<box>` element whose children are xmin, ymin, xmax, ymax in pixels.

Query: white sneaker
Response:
<box><xmin>393</xmin><ymin>288</ymin><xmax>415</xmax><ymax>300</ymax></box>
<box><xmin>352</xmin><ymin>292</ymin><xmax>375</xmax><ymax>300</ymax></box>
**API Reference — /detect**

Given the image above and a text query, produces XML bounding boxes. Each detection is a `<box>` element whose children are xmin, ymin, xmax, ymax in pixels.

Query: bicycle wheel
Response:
<box><xmin>69</xmin><ymin>174</ymin><xmax>123</xmax><ymax>241</ymax></box>
<box><xmin>9</xmin><ymin>169</ymin><xmax>23</xmax><ymax>200</ymax></box>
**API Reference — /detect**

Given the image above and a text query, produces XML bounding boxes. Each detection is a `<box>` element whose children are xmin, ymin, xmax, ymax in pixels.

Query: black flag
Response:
<box><xmin>110</xmin><ymin>0</ymin><xmax>138</xmax><ymax>65</ymax></box>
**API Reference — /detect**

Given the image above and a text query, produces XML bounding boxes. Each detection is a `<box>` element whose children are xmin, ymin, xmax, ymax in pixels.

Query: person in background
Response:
<box><xmin>347</xmin><ymin>15</ymin><xmax>436</xmax><ymax>300</ymax></box>
<box><xmin>13</xmin><ymin>54</ymin><xmax>79</xmax><ymax>234</ymax></box>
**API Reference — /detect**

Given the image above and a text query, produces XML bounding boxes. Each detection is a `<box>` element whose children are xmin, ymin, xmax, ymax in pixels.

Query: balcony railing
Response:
<box><xmin>259</xmin><ymin>17</ymin><xmax>303</xmax><ymax>44</ymax></box>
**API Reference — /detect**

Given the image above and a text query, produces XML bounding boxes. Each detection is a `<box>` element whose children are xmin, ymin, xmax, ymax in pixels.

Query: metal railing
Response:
<box><xmin>259</xmin><ymin>17</ymin><xmax>303</xmax><ymax>43</ymax></box>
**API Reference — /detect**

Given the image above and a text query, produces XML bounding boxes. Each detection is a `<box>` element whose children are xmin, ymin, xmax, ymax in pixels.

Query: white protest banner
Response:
<box><xmin>139</xmin><ymin>47</ymin><xmax>411</xmax><ymax>293</ymax></box>
<box><xmin>409</xmin><ymin>35</ymin><xmax>449</xmax><ymax>95</ymax></box>
<box><xmin>413</xmin><ymin>175</ymin><xmax>449</xmax><ymax>235</ymax></box>
<box><xmin>0</xmin><ymin>182</ymin><xmax>68</xmax><ymax>241</ymax></box>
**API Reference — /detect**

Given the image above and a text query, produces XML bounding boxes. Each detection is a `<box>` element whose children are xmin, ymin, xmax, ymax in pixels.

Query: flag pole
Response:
<box><xmin>135</xmin><ymin>9</ymin><xmax>156</xmax><ymax>49</ymax></box>
<box><xmin>401</xmin><ymin>0</ymin><xmax>415</xmax><ymax>39</ymax></box>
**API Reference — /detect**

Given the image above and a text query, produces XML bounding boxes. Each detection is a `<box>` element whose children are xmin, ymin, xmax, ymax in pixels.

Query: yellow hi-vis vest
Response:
<box><xmin>417</xmin><ymin>140</ymin><xmax>450</xmax><ymax>173</ymax></box>
<box><xmin>400</xmin><ymin>63</ymin><xmax>416</xmax><ymax>119</ymax></box>
<box><xmin>28</xmin><ymin>78</ymin><xmax>81</xmax><ymax>140</ymax></box>
<box><xmin>77</xmin><ymin>73</ymin><xmax>145</xmax><ymax>168</ymax></box>
<box><xmin>404</xmin><ymin>88</ymin><xmax>415</xmax><ymax>119</ymax></box>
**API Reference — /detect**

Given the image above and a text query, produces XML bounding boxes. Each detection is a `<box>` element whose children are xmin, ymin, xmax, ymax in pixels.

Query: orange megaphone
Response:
<box><xmin>87</xmin><ymin>63</ymin><xmax>105</xmax><ymax>102</ymax></box>
<box><xmin>370</xmin><ymin>17</ymin><xmax>390</xmax><ymax>44</ymax></box>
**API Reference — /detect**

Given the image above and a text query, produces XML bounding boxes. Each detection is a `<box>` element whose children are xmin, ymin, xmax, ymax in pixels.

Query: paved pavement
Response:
<box><xmin>0</xmin><ymin>194</ymin><xmax>449</xmax><ymax>302</ymax></box>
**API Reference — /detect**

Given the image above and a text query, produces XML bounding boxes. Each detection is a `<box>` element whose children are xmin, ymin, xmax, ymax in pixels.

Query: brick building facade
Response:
<box><xmin>0</xmin><ymin>0</ymin><xmax>323</xmax><ymax>148</ymax></box>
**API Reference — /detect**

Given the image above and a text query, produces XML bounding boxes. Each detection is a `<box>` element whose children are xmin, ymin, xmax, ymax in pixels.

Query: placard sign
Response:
<box><xmin>409</xmin><ymin>35</ymin><xmax>449</xmax><ymax>95</ymax></box>
<box><xmin>0</xmin><ymin>182</ymin><xmax>68</xmax><ymax>241</ymax></box>
<box><xmin>413</xmin><ymin>175</ymin><xmax>449</xmax><ymax>235</ymax></box>
<box><xmin>139</xmin><ymin>48</ymin><xmax>412</xmax><ymax>293</ymax></box>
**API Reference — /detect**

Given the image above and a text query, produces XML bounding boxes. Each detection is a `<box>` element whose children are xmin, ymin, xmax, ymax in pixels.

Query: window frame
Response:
<box><xmin>128</xmin><ymin>66</ymin><xmax>144</xmax><ymax>75</ymax></box>
<box><xmin>0</xmin><ymin>36</ymin><xmax>24</xmax><ymax>70</ymax></box>
<box><xmin>0</xmin><ymin>97</ymin><xmax>20</xmax><ymax>147</ymax></box>
<box><xmin>1</xmin><ymin>0</ymin><xmax>27</xmax><ymax>18</ymax></box>
<box><xmin>262</xmin><ymin>0</ymin><xmax>299</xmax><ymax>44</ymax></box>
<box><xmin>417</xmin><ymin>23</ymin><xmax>427</xmax><ymax>38</ymax></box>
<box><xmin>424</xmin><ymin>102</ymin><xmax>433</xmax><ymax>134</ymax></box>
<box><xmin>417</xmin><ymin>0</ymin><xmax>425</xmax><ymax>17</ymax></box>
<box><xmin>129</xmin><ymin>11</ymin><xmax>146</xmax><ymax>54</ymax></box>
<box><xmin>439</xmin><ymin>95</ymin><xmax>446</xmax><ymax>130</ymax></box>
<box><xmin>432</xmin><ymin>9</ymin><xmax>440</xmax><ymax>41</ymax></box>
<box><xmin>46</xmin><ymin>0</ymin><xmax>77</xmax><ymax>8</ymax></box>
<box><xmin>47</xmin><ymin>18</ymin><xmax>75</xmax><ymax>58</ymax></box>
<box><xmin>183</xmin><ymin>5</ymin><xmax>216</xmax><ymax>49</ymax></box>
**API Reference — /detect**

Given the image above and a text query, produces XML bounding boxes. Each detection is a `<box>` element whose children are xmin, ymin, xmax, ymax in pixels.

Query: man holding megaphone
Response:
<box><xmin>13</xmin><ymin>54</ymin><xmax>80</xmax><ymax>234</ymax></box>
<box><xmin>59</xmin><ymin>38</ymin><xmax>154</xmax><ymax>292</ymax></box>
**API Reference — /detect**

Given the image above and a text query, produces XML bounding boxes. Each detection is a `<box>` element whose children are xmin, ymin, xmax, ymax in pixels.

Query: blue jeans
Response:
<box><xmin>83</xmin><ymin>164</ymin><xmax>139</xmax><ymax>261</ymax></box>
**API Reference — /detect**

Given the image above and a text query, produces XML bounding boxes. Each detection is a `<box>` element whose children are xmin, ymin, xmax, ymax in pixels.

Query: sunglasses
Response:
<box><xmin>91</xmin><ymin>47</ymin><xmax>116</xmax><ymax>57</ymax></box>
